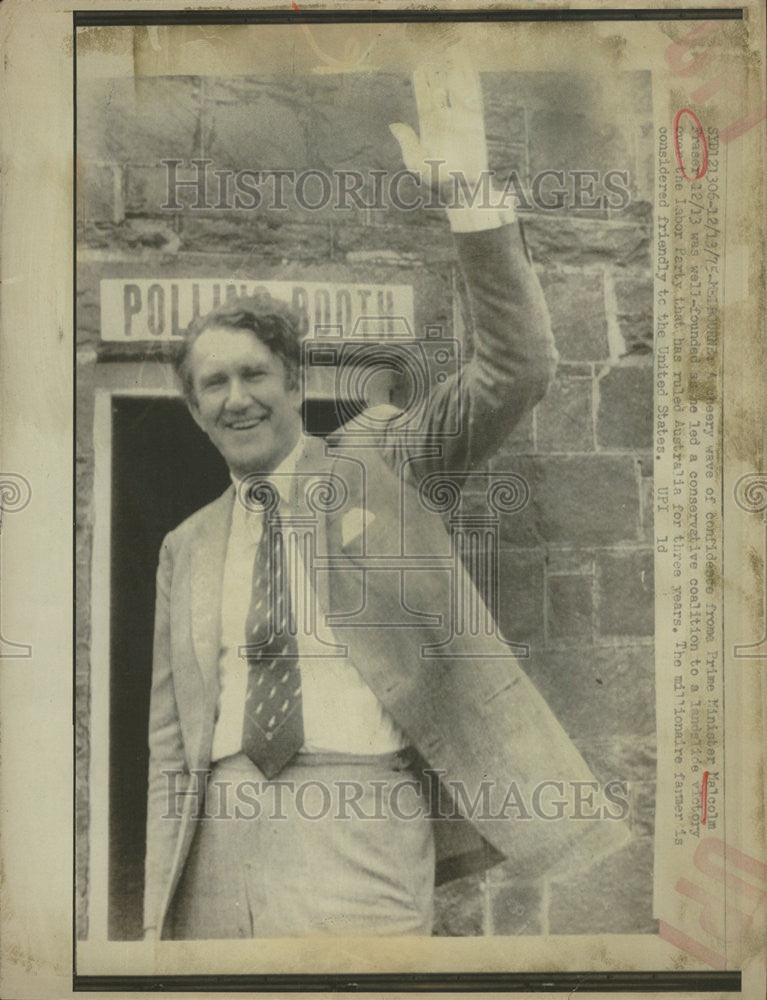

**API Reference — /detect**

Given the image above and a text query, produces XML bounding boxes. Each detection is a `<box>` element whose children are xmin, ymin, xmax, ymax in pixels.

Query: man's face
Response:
<box><xmin>187</xmin><ymin>325</ymin><xmax>302</xmax><ymax>478</ymax></box>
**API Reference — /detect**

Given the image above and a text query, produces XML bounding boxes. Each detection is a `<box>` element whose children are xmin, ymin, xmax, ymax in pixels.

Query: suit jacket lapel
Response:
<box><xmin>190</xmin><ymin>487</ymin><xmax>234</xmax><ymax>694</ymax></box>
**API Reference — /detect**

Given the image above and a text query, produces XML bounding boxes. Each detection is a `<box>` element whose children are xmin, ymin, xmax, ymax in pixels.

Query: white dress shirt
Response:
<box><xmin>211</xmin><ymin>438</ymin><xmax>408</xmax><ymax>762</ymax></box>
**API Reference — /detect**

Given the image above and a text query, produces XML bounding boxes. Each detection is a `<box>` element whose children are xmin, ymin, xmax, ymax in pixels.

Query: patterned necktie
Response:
<box><xmin>241</xmin><ymin>502</ymin><xmax>303</xmax><ymax>778</ymax></box>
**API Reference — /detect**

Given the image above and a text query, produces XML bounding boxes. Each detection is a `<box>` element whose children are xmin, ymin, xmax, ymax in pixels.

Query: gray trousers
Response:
<box><xmin>167</xmin><ymin>750</ymin><xmax>435</xmax><ymax>939</ymax></box>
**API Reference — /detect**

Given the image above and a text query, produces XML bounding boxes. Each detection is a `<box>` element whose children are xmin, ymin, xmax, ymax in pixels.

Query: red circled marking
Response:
<box><xmin>673</xmin><ymin>108</ymin><xmax>709</xmax><ymax>181</ymax></box>
<box><xmin>700</xmin><ymin>770</ymin><xmax>710</xmax><ymax>825</ymax></box>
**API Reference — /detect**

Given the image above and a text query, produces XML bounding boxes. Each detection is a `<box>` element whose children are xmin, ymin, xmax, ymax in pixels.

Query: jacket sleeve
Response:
<box><xmin>373</xmin><ymin>221</ymin><xmax>557</xmax><ymax>479</ymax></box>
<box><xmin>450</xmin><ymin>221</ymin><xmax>557</xmax><ymax>467</ymax></box>
<box><xmin>142</xmin><ymin>531</ymin><xmax>186</xmax><ymax>932</ymax></box>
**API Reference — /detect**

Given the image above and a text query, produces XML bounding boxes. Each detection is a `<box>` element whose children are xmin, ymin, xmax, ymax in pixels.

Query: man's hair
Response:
<box><xmin>174</xmin><ymin>294</ymin><xmax>304</xmax><ymax>403</ymax></box>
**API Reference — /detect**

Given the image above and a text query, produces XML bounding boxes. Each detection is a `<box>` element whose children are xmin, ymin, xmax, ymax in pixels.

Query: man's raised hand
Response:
<box><xmin>389</xmin><ymin>62</ymin><xmax>489</xmax><ymax>195</ymax></box>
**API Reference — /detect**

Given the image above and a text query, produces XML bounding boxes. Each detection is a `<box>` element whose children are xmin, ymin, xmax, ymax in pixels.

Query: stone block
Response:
<box><xmin>76</xmin><ymin>284</ymin><xmax>101</xmax><ymax>350</ymax></box>
<box><xmin>548</xmin><ymin>836</ymin><xmax>656</xmax><ymax>934</ymax></box>
<box><xmin>482</xmin><ymin>80</ymin><xmax>527</xmax><ymax>147</ymax></box>
<box><xmin>525</xmin><ymin>80</ymin><xmax>602</xmax><ymax>169</ymax></box>
<box><xmin>75</xmin><ymin>531</ymin><xmax>94</xmax><ymax>633</ymax></box>
<box><xmin>497</xmin><ymin>548</ymin><xmax>546</xmax><ymax>649</ymax></box>
<box><xmin>78</xmin><ymin>161</ymin><xmax>121</xmax><ymax>224</ymax></box>
<box><xmin>557</xmin><ymin>361</ymin><xmax>593</xmax><ymax>378</ymax></box>
<box><xmin>613</xmin><ymin>269</ymin><xmax>654</xmax><ymax>356</ymax></box>
<box><xmin>77</xmin><ymin>221</ymin><xmax>115</xmax><ymax>251</ymax></box>
<box><xmin>126</xmin><ymin>164</ymin><xmax>177</xmax><ymax>216</ymax></box>
<box><xmin>489</xmin><ymin>881</ymin><xmax>544</xmax><ymax>935</ymax></box>
<box><xmin>520</xmin><ymin>70</ymin><xmax>652</xmax><ymax>214</ymax></box>
<box><xmin>637</xmin><ymin>455</ymin><xmax>653</xmax><ymax>479</ymax></box>
<box><xmin>204</xmin><ymin>77</ymin><xmax>312</xmax><ymax>173</ymax></box>
<box><xmin>614</xmin><ymin>272</ymin><xmax>653</xmax><ymax>318</ymax></box>
<box><xmin>495</xmin><ymin>455</ymin><xmax>642</xmax><ymax>546</ymax></box>
<box><xmin>126</xmin><ymin>221</ymin><xmax>180</xmax><ymax>252</ymax></box>
<box><xmin>522</xmin><ymin>644</ymin><xmax>655</xmax><ymax>742</ymax></box>
<box><xmin>487</xmin><ymin>144</ymin><xmax>528</xmax><ymax>190</ymax></box>
<box><xmin>525</xmin><ymin>218</ymin><xmax>651</xmax><ymax>269</ymax></box>
<box><xmin>635</xmin><ymin>139</ymin><xmax>656</xmax><ymax>208</ymax></box>
<box><xmin>179</xmin><ymin>215</ymin><xmax>332</xmax><ymax>261</ymax></box>
<box><xmin>536</xmin><ymin>374</ymin><xmax>594</xmax><ymax>452</ymax></box>
<box><xmin>538</xmin><ymin>271</ymin><xmax>609</xmax><ymax>363</ymax></box>
<box><xmin>75</xmin><ymin>668</ymin><xmax>91</xmax><ymax>941</ymax></box>
<box><xmin>596</xmin><ymin>364</ymin><xmax>653</xmax><ymax>450</ymax></box>
<box><xmin>307</xmin><ymin>73</ymin><xmax>415</xmax><ymax>174</ymax></box>
<box><xmin>371</xmin><ymin>201</ymin><xmax>456</xmax><ymax>232</ymax></box>
<box><xmin>433</xmin><ymin>874</ymin><xmax>485</xmax><ymax>937</ymax></box>
<box><xmin>333</xmin><ymin>216</ymin><xmax>453</xmax><ymax>258</ymax></box>
<box><xmin>77</xmin><ymin>75</ymin><xmax>203</xmax><ymax>163</ymax></box>
<box><xmin>574</xmin><ymin>734</ymin><xmax>657</xmax><ymax>784</ymax></box>
<box><xmin>546</xmin><ymin>548</ymin><xmax>594</xmax><ymax>574</ymax></box>
<box><xmin>614</xmin><ymin>199</ymin><xmax>653</xmax><ymax>225</ymax></box>
<box><xmin>482</xmin><ymin>77</ymin><xmax>528</xmax><ymax>184</ymax></box>
<box><xmin>617</xmin><ymin>314</ymin><xmax>654</xmax><ymax>356</ymax></box>
<box><xmin>640</xmin><ymin>476</ymin><xmax>654</xmax><ymax>543</ymax></box>
<box><xmin>596</xmin><ymin>548</ymin><xmax>654</xmax><ymax>637</ymax></box>
<box><xmin>547</xmin><ymin>574</ymin><xmax>593</xmax><ymax>643</ymax></box>
<box><xmin>628</xmin><ymin>780</ymin><xmax>656</xmax><ymax>839</ymax></box>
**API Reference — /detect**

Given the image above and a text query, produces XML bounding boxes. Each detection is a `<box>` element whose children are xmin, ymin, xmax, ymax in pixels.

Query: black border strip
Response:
<box><xmin>75</xmin><ymin>971</ymin><xmax>742</xmax><ymax>992</ymax></box>
<box><xmin>74</xmin><ymin>7</ymin><xmax>743</xmax><ymax>26</ymax></box>
<box><xmin>72</xmin><ymin>2</ymin><xmax>79</xmax><ymax>982</ymax></box>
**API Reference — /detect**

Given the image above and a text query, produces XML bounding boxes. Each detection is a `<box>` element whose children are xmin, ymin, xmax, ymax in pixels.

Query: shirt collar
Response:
<box><xmin>230</xmin><ymin>434</ymin><xmax>306</xmax><ymax>512</ymax></box>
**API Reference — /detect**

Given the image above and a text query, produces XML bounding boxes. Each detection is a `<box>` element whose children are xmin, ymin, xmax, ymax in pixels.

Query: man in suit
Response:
<box><xmin>143</xmin><ymin>68</ymin><xmax>628</xmax><ymax>940</ymax></box>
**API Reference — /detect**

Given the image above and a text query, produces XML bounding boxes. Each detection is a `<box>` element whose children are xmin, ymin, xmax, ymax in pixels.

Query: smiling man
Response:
<box><xmin>143</xmin><ymin>66</ymin><xmax>627</xmax><ymax>942</ymax></box>
<box><xmin>181</xmin><ymin>309</ymin><xmax>304</xmax><ymax>479</ymax></box>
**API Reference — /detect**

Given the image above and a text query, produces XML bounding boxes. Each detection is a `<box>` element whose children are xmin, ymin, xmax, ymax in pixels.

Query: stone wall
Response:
<box><xmin>76</xmin><ymin>70</ymin><xmax>656</xmax><ymax>938</ymax></box>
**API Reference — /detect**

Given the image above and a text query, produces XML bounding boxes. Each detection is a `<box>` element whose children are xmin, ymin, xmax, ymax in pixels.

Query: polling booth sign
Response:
<box><xmin>100</xmin><ymin>278</ymin><xmax>415</xmax><ymax>341</ymax></box>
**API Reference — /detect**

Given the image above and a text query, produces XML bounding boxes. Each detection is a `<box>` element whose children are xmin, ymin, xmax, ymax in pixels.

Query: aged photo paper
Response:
<box><xmin>0</xmin><ymin>1</ymin><xmax>765</xmax><ymax>997</ymax></box>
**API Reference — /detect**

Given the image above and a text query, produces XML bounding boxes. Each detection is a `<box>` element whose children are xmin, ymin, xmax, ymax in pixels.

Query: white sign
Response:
<box><xmin>99</xmin><ymin>279</ymin><xmax>415</xmax><ymax>342</ymax></box>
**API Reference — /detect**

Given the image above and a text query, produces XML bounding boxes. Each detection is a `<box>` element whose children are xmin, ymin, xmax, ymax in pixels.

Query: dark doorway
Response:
<box><xmin>108</xmin><ymin>395</ymin><xmax>229</xmax><ymax>940</ymax></box>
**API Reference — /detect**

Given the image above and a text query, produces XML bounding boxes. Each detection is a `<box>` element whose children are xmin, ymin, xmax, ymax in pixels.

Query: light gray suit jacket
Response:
<box><xmin>144</xmin><ymin>224</ymin><xmax>629</xmax><ymax>935</ymax></box>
